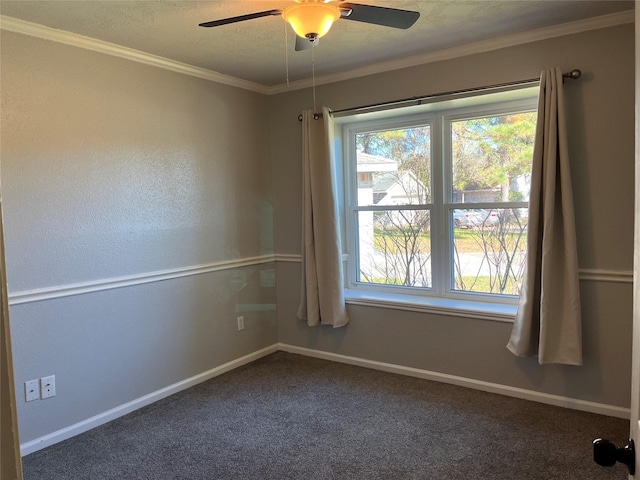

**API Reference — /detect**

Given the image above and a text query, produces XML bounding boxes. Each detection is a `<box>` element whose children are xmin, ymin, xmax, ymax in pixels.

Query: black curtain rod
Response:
<box><xmin>297</xmin><ymin>69</ymin><xmax>582</xmax><ymax>121</ymax></box>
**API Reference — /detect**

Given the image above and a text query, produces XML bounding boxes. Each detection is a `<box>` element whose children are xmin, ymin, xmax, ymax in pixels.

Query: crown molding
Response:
<box><xmin>0</xmin><ymin>15</ymin><xmax>271</xmax><ymax>95</ymax></box>
<box><xmin>265</xmin><ymin>9</ymin><xmax>635</xmax><ymax>94</ymax></box>
<box><xmin>1</xmin><ymin>9</ymin><xmax>634</xmax><ymax>96</ymax></box>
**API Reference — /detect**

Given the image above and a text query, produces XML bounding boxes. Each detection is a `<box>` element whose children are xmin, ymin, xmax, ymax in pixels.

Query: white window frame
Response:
<box><xmin>338</xmin><ymin>89</ymin><xmax>539</xmax><ymax>314</ymax></box>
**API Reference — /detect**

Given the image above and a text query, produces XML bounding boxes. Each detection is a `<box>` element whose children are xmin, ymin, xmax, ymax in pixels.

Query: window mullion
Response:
<box><xmin>448</xmin><ymin>202</ymin><xmax>529</xmax><ymax>210</ymax></box>
<box><xmin>343</xmin><ymin>125</ymin><xmax>359</xmax><ymax>288</ymax></box>
<box><xmin>431</xmin><ymin>113</ymin><xmax>447</xmax><ymax>296</ymax></box>
<box><xmin>354</xmin><ymin>205</ymin><xmax>430</xmax><ymax>212</ymax></box>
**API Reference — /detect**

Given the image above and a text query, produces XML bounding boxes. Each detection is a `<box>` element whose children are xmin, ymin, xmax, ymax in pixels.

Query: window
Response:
<box><xmin>340</xmin><ymin>87</ymin><xmax>538</xmax><ymax>305</ymax></box>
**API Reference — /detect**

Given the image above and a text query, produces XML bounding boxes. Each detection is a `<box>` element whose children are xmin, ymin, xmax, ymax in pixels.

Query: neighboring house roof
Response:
<box><xmin>356</xmin><ymin>152</ymin><xmax>398</xmax><ymax>173</ymax></box>
<box><xmin>373</xmin><ymin>172</ymin><xmax>401</xmax><ymax>193</ymax></box>
<box><xmin>355</xmin><ymin>152</ymin><xmax>428</xmax><ymax>205</ymax></box>
<box><xmin>373</xmin><ymin>171</ymin><xmax>429</xmax><ymax>205</ymax></box>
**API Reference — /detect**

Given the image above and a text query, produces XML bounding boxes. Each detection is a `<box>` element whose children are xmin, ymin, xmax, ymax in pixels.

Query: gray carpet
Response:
<box><xmin>23</xmin><ymin>352</ymin><xmax>629</xmax><ymax>479</ymax></box>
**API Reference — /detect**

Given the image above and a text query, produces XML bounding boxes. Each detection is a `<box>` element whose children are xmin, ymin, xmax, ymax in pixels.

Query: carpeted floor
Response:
<box><xmin>22</xmin><ymin>352</ymin><xmax>629</xmax><ymax>479</ymax></box>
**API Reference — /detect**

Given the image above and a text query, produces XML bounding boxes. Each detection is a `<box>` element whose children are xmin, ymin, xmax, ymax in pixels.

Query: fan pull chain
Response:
<box><xmin>311</xmin><ymin>47</ymin><xmax>317</xmax><ymax>114</ymax></box>
<box><xmin>284</xmin><ymin>23</ymin><xmax>290</xmax><ymax>88</ymax></box>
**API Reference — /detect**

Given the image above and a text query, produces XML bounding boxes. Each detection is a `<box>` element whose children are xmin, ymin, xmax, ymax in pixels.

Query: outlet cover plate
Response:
<box><xmin>40</xmin><ymin>375</ymin><xmax>56</xmax><ymax>399</ymax></box>
<box><xmin>25</xmin><ymin>379</ymin><xmax>39</xmax><ymax>402</ymax></box>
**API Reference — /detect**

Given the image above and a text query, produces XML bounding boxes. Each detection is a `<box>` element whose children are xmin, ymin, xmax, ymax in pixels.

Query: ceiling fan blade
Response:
<box><xmin>199</xmin><ymin>9</ymin><xmax>282</xmax><ymax>28</ymax></box>
<box><xmin>338</xmin><ymin>3</ymin><xmax>419</xmax><ymax>29</ymax></box>
<box><xmin>295</xmin><ymin>35</ymin><xmax>319</xmax><ymax>52</ymax></box>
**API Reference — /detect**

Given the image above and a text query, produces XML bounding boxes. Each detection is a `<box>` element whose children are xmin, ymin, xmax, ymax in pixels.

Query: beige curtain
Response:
<box><xmin>507</xmin><ymin>67</ymin><xmax>582</xmax><ymax>365</ymax></box>
<box><xmin>297</xmin><ymin>107</ymin><xmax>349</xmax><ymax>328</ymax></box>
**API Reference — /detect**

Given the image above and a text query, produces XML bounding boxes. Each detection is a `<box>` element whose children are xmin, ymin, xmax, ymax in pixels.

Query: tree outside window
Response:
<box><xmin>345</xmin><ymin>96</ymin><xmax>537</xmax><ymax>300</ymax></box>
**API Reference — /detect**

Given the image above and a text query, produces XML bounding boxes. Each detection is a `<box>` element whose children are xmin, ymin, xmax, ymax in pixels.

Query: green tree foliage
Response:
<box><xmin>452</xmin><ymin>113</ymin><xmax>536</xmax><ymax>201</ymax></box>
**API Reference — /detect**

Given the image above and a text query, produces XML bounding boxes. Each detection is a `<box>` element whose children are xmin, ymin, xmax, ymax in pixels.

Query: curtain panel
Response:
<box><xmin>297</xmin><ymin>107</ymin><xmax>349</xmax><ymax>328</ymax></box>
<box><xmin>507</xmin><ymin>67</ymin><xmax>582</xmax><ymax>365</ymax></box>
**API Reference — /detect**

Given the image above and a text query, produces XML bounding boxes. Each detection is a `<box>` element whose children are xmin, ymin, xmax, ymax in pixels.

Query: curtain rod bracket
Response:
<box><xmin>297</xmin><ymin>112</ymin><xmax>323</xmax><ymax>122</ymax></box>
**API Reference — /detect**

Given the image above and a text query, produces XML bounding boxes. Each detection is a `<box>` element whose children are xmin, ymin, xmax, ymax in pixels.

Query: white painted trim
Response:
<box><xmin>19</xmin><ymin>342</ymin><xmax>629</xmax><ymax>456</ymax></box>
<box><xmin>274</xmin><ymin>253</ymin><xmax>303</xmax><ymax>263</ymax></box>
<box><xmin>278</xmin><ymin>344</ymin><xmax>630</xmax><ymax>420</ymax></box>
<box><xmin>0</xmin><ymin>16</ymin><xmax>270</xmax><ymax>95</ymax></box>
<box><xmin>275</xmin><ymin>253</ymin><xmax>347</xmax><ymax>263</ymax></box>
<box><xmin>20</xmin><ymin>344</ymin><xmax>279</xmax><ymax>456</ymax></box>
<box><xmin>9</xmin><ymin>254</ymin><xmax>628</xmax><ymax>307</ymax></box>
<box><xmin>344</xmin><ymin>292</ymin><xmax>516</xmax><ymax>323</ymax></box>
<box><xmin>9</xmin><ymin>255</ymin><xmax>276</xmax><ymax>306</ymax></box>
<box><xmin>276</xmin><ymin>254</ymin><xmax>632</xmax><ymax>285</ymax></box>
<box><xmin>266</xmin><ymin>9</ymin><xmax>635</xmax><ymax>94</ymax></box>
<box><xmin>578</xmin><ymin>268</ymin><xmax>633</xmax><ymax>284</ymax></box>
<box><xmin>1</xmin><ymin>10</ymin><xmax>633</xmax><ymax>94</ymax></box>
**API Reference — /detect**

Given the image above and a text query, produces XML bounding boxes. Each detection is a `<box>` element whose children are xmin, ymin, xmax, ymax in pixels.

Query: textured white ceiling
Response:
<box><xmin>0</xmin><ymin>0</ymin><xmax>633</xmax><ymax>87</ymax></box>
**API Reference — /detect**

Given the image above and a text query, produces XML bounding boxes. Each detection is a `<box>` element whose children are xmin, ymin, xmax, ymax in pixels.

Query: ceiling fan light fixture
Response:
<box><xmin>282</xmin><ymin>2</ymin><xmax>341</xmax><ymax>40</ymax></box>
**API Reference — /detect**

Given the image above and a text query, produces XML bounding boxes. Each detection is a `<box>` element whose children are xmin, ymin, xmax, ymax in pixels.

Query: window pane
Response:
<box><xmin>451</xmin><ymin>112</ymin><xmax>536</xmax><ymax>203</ymax></box>
<box><xmin>451</xmin><ymin>208</ymin><xmax>528</xmax><ymax>295</ymax></box>
<box><xmin>356</xmin><ymin>126</ymin><xmax>431</xmax><ymax>206</ymax></box>
<box><xmin>357</xmin><ymin>209</ymin><xmax>431</xmax><ymax>287</ymax></box>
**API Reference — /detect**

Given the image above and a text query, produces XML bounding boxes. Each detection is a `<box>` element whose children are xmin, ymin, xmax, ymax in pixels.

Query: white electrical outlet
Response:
<box><xmin>237</xmin><ymin>316</ymin><xmax>245</xmax><ymax>331</ymax></box>
<box><xmin>40</xmin><ymin>375</ymin><xmax>56</xmax><ymax>399</ymax></box>
<box><xmin>25</xmin><ymin>379</ymin><xmax>39</xmax><ymax>402</ymax></box>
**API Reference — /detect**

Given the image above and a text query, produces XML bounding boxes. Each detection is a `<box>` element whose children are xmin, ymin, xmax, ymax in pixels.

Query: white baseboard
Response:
<box><xmin>20</xmin><ymin>344</ymin><xmax>278</xmax><ymax>456</ymax></box>
<box><xmin>277</xmin><ymin>343</ymin><xmax>630</xmax><ymax>420</ymax></box>
<box><xmin>22</xmin><ymin>342</ymin><xmax>629</xmax><ymax>456</ymax></box>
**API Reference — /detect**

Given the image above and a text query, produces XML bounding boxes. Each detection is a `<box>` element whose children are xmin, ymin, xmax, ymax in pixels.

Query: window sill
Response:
<box><xmin>344</xmin><ymin>289</ymin><xmax>517</xmax><ymax>323</ymax></box>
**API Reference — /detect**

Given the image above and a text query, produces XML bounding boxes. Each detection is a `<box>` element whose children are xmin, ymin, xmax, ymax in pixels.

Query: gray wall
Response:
<box><xmin>1</xmin><ymin>31</ymin><xmax>277</xmax><ymax>444</ymax></box>
<box><xmin>2</xmin><ymin>21</ymin><xmax>634</xmax><ymax>449</ymax></box>
<box><xmin>272</xmin><ymin>24</ymin><xmax>635</xmax><ymax>408</ymax></box>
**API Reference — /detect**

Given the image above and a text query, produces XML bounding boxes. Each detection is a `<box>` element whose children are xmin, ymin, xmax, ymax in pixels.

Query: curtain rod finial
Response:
<box><xmin>565</xmin><ymin>69</ymin><xmax>581</xmax><ymax>80</ymax></box>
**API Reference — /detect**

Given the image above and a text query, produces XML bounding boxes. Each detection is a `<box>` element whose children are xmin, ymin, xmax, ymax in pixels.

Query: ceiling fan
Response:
<box><xmin>199</xmin><ymin>0</ymin><xmax>420</xmax><ymax>51</ymax></box>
